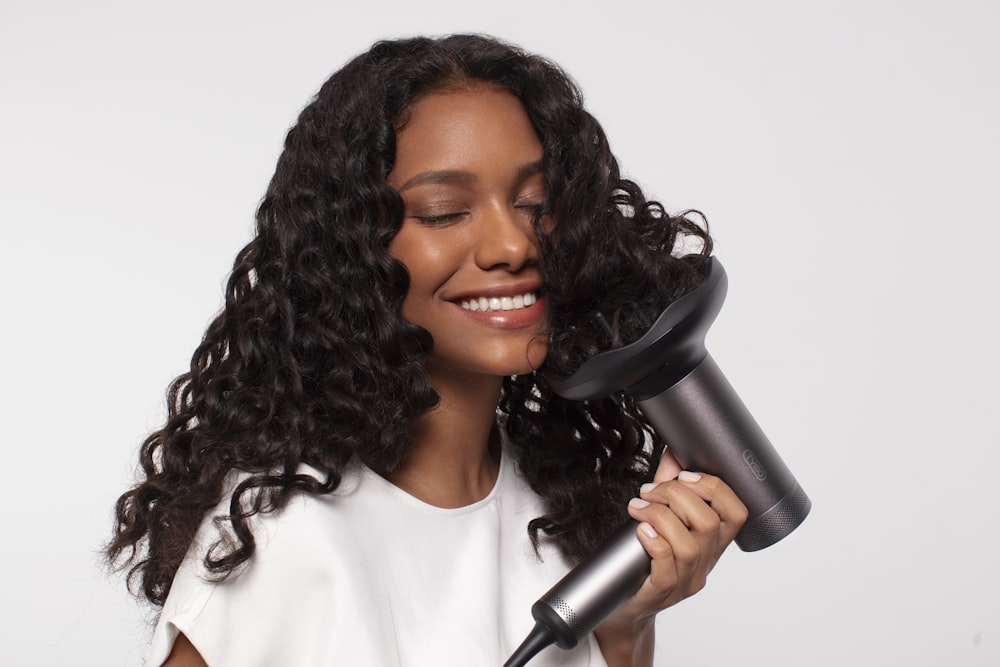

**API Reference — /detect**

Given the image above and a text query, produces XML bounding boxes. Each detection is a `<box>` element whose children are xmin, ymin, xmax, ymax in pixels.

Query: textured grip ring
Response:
<box><xmin>540</xmin><ymin>593</ymin><xmax>585</xmax><ymax>637</ymax></box>
<box><xmin>736</xmin><ymin>483</ymin><xmax>811</xmax><ymax>552</ymax></box>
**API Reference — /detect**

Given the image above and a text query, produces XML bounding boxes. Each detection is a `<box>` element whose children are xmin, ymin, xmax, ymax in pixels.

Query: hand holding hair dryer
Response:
<box><xmin>505</xmin><ymin>257</ymin><xmax>811</xmax><ymax>666</ymax></box>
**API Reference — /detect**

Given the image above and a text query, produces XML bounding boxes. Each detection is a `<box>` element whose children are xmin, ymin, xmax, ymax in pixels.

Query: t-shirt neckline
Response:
<box><xmin>359</xmin><ymin>451</ymin><xmax>509</xmax><ymax>516</ymax></box>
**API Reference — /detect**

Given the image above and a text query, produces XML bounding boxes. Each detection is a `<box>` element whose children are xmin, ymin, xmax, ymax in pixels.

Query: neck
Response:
<box><xmin>387</xmin><ymin>369</ymin><xmax>505</xmax><ymax>508</ymax></box>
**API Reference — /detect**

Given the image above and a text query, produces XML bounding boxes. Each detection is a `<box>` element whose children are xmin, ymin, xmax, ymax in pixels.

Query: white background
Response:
<box><xmin>2</xmin><ymin>1</ymin><xmax>998</xmax><ymax>665</ymax></box>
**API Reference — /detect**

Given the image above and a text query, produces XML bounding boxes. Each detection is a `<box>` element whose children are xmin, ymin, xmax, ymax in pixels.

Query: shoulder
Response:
<box><xmin>147</xmin><ymin>463</ymin><xmax>374</xmax><ymax>666</ymax></box>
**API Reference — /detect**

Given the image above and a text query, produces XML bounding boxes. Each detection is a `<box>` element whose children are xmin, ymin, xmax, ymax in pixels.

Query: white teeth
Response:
<box><xmin>460</xmin><ymin>292</ymin><xmax>538</xmax><ymax>313</ymax></box>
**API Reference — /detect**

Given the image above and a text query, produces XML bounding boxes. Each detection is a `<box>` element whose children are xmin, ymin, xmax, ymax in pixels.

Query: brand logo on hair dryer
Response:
<box><xmin>742</xmin><ymin>449</ymin><xmax>767</xmax><ymax>481</ymax></box>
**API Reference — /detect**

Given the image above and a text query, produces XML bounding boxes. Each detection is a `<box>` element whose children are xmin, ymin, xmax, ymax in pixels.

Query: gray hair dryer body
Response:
<box><xmin>504</xmin><ymin>257</ymin><xmax>810</xmax><ymax>666</ymax></box>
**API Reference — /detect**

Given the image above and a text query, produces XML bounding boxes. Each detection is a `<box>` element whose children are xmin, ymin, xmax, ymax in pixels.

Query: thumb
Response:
<box><xmin>652</xmin><ymin>449</ymin><xmax>683</xmax><ymax>483</ymax></box>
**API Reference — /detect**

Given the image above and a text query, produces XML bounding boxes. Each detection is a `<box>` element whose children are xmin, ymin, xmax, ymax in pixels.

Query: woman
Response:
<box><xmin>108</xmin><ymin>34</ymin><xmax>748</xmax><ymax>666</ymax></box>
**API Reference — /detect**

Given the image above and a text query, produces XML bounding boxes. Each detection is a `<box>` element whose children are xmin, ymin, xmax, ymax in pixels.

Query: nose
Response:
<box><xmin>473</xmin><ymin>204</ymin><xmax>540</xmax><ymax>272</ymax></box>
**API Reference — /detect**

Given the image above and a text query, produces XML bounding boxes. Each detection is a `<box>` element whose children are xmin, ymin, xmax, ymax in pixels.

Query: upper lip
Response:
<box><xmin>448</xmin><ymin>281</ymin><xmax>543</xmax><ymax>302</ymax></box>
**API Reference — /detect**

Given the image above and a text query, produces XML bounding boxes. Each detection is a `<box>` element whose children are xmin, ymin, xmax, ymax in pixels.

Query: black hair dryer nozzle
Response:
<box><xmin>504</xmin><ymin>257</ymin><xmax>810</xmax><ymax>666</ymax></box>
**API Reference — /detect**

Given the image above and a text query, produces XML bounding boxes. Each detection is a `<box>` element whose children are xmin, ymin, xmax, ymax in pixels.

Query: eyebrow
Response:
<box><xmin>515</xmin><ymin>160</ymin><xmax>544</xmax><ymax>181</ymax></box>
<box><xmin>396</xmin><ymin>159</ymin><xmax>544</xmax><ymax>192</ymax></box>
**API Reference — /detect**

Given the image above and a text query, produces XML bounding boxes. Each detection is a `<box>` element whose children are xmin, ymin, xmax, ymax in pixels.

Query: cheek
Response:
<box><xmin>388</xmin><ymin>227</ymin><xmax>451</xmax><ymax>281</ymax></box>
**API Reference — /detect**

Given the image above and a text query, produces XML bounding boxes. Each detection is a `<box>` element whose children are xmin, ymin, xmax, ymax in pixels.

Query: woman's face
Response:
<box><xmin>387</xmin><ymin>84</ymin><xmax>550</xmax><ymax>380</ymax></box>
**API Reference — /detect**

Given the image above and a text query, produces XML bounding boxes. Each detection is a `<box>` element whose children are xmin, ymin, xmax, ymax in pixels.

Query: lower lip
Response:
<box><xmin>455</xmin><ymin>295</ymin><xmax>546</xmax><ymax>329</ymax></box>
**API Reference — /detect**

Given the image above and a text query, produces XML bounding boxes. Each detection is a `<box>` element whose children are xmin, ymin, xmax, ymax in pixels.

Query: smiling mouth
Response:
<box><xmin>459</xmin><ymin>292</ymin><xmax>538</xmax><ymax>313</ymax></box>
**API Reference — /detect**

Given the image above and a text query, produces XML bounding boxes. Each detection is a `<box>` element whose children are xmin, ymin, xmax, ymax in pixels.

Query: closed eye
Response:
<box><xmin>413</xmin><ymin>211</ymin><xmax>467</xmax><ymax>225</ymax></box>
<box><xmin>515</xmin><ymin>202</ymin><xmax>550</xmax><ymax>226</ymax></box>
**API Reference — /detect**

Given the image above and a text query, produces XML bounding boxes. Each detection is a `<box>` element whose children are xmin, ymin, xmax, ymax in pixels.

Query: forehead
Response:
<box><xmin>390</xmin><ymin>85</ymin><xmax>543</xmax><ymax>182</ymax></box>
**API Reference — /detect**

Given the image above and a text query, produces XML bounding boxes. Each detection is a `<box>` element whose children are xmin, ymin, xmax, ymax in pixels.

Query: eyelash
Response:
<box><xmin>414</xmin><ymin>212</ymin><xmax>466</xmax><ymax>225</ymax></box>
<box><xmin>412</xmin><ymin>199</ymin><xmax>546</xmax><ymax>225</ymax></box>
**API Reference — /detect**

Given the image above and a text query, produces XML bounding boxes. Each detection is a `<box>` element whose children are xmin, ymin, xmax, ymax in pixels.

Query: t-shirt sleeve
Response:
<box><xmin>144</xmin><ymin>498</ymin><xmax>320</xmax><ymax>666</ymax></box>
<box><xmin>145</xmin><ymin>534</ymin><xmax>219</xmax><ymax>666</ymax></box>
<box><xmin>144</xmin><ymin>490</ymin><xmax>374</xmax><ymax>667</ymax></box>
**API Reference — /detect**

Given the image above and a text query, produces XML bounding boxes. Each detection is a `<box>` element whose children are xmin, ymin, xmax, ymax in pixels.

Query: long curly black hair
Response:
<box><xmin>107</xmin><ymin>34</ymin><xmax>712</xmax><ymax>607</ymax></box>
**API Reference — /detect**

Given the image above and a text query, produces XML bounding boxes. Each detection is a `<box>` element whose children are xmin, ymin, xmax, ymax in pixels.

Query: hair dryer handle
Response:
<box><xmin>503</xmin><ymin>521</ymin><xmax>650</xmax><ymax>667</ymax></box>
<box><xmin>530</xmin><ymin>520</ymin><xmax>649</xmax><ymax>649</ymax></box>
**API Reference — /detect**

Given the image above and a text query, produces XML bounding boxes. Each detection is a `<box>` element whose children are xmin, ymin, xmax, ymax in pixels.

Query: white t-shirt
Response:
<box><xmin>147</xmin><ymin>452</ymin><xmax>609</xmax><ymax>667</ymax></box>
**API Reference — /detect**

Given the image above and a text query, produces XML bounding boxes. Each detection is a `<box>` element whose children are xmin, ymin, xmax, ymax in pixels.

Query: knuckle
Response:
<box><xmin>697</xmin><ymin>474</ymin><xmax>721</xmax><ymax>491</ymax></box>
<box><xmin>649</xmin><ymin>554</ymin><xmax>679</xmax><ymax>583</ymax></box>
<box><xmin>734</xmin><ymin>503</ymin><xmax>750</xmax><ymax>525</ymax></box>
<box><xmin>701</xmin><ymin>512</ymin><xmax>722</xmax><ymax>533</ymax></box>
<box><xmin>641</xmin><ymin>479</ymin><xmax>674</xmax><ymax>501</ymax></box>
<box><xmin>672</xmin><ymin>538</ymin><xmax>700</xmax><ymax>565</ymax></box>
<box><xmin>650</xmin><ymin>568</ymin><xmax>679</xmax><ymax>593</ymax></box>
<box><xmin>662</xmin><ymin>480</ymin><xmax>692</xmax><ymax>504</ymax></box>
<box><xmin>637</xmin><ymin>522</ymin><xmax>671</xmax><ymax>557</ymax></box>
<box><xmin>648</xmin><ymin>539</ymin><xmax>674</xmax><ymax>562</ymax></box>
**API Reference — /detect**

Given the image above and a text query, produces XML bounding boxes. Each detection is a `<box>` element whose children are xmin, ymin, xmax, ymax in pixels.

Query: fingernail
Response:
<box><xmin>640</xmin><ymin>522</ymin><xmax>659</xmax><ymax>539</ymax></box>
<box><xmin>678</xmin><ymin>470</ymin><xmax>702</xmax><ymax>483</ymax></box>
<box><xmin>629</xmin><ymin>497</ymin><xmax>651</xmax><ymax>509</ymax></box>
<box><xmin>640</xmin><ymin>482</ymin><xmax>657</xmax><ymax>494</ymax></box>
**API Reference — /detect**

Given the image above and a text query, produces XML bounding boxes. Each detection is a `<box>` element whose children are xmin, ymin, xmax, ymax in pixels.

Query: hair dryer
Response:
<box><xmin>504</xmin><ymin>257</ymin><xmax>810</xmax><ymax>666</ymax></box>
